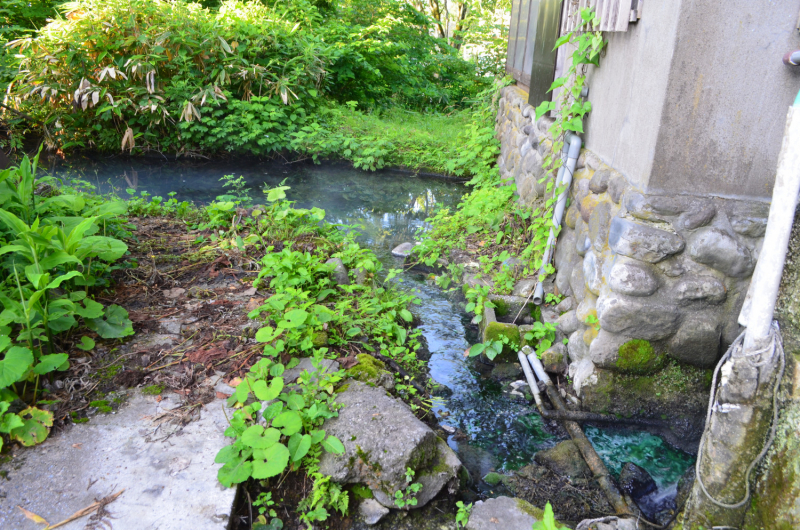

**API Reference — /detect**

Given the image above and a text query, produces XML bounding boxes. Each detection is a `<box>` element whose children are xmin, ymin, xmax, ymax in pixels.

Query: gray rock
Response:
<box><xmin>589</xmin><ymin>201</ymin><xmax>612</xmax><ymax>252</ymax></box>
<box><xmin>625</xmin><ymin>192</ymin><xmax>698</xmax><ymax>221</ymax></box>
<box><xmin>589</xmin><ymin>329</ymin><xmax>632</xmax><ymax>369</ymax></box>
<box><xmin>667</xmin><ymin>316</ymin><xmax>721</xmax><ymax>367</ymax></box>
<box><xmin>674</xmin><ymin>275</ymin><xmax>727</xmax><ymax>305</ymax></box>
<box><xmin>576</xmin><ymin>232</ymin><xmax>592</xmax><ymax>256</ymax></box>
<box><xmin>687</xmin><ymin>227</ymin><xmax>756</xmax><ymax>278</ymax></box>
<box><xmin>326</xmin><ymin>257</ymin><xmax>350</xmax><ymax>286</ymax></box>
<box><xmin>570</xmin><ymin>262</ymin><xmax>586</xmax><ymax>304</ymax></box>
<box><xmin>466</xmin><ymin>496</ymin><xmax>541</xmax><ymax>530</ymax></box>
<box><xmin>727</xmin><ymin>201</ymin><xmax>770</xmax><ymax>238</ymax></box>
<box><xmin>575</xmin><ymin>292</ymin><xmax>597</xmax><ymax>323</ymax></box>
<box><xmin>391</xmin><ymin>242</ymin><xmax>415</xmax><ymax>258</ymax></box>
<box><xmin>555</xmin><ymin>296</ymin><xmax>575</xmax><ymax>313</ymax></box>
<box><xmin>583</xmin><ymin>251</ymin><xmax>603</xmax><ymax>296</ymax></box>
<box><xmin>609</xmin><ymin>217</ymin><xmax>685</xmax><ymax>263</ymax></box>
<box><xmin>354</xmin><ymin>267</ymin><xmax>369</xmax><ymax>285</ymax></box>
<box><xmin>540</xmin><ymin>343</ymin><xmax>568</xmax><ymax>373</ymax></box>
<box><xmin>596</xmin><ymin>293</ymin><xmax>681</xmax><ymax>340</ymax></box>
<box><xmin>570</xmin><ymin>358</ymin><xmax>599</xmax><ymax>396</ymax></box>
<box><xmin>535</xmin><ymin>440</ymin><xmax>592</xmax><ymax>479</ymax></box>
<box><xmin>607</xmin><ymin>175</ymin><xmax>628</xmax><ymax>204</ymax></box>
<box><xmin>555</xmin><ymin>263</ymin><xmax>573</xmax><ymax>298</ymax></box>
<box><xmin>676</xmin><ymin>203</ymin><xmax>716</xmax><ymax>230</ymax></box>
<box><xmin>589</xmin><ymin>169</ymin><xmax>612</xmax><ymax>194</ymax></box>
<box><xmin>359</xmin><ymin>499</ymin><xmax>390</xmax><ymax>525</ymax></box>
<box><xmin>608</xmin><ymin>259</ymin><xmax>659</xmax><ymax>297</ymax></box>
<box><xmin>282</xmin><ymin>358</ymin><xmax>340</xmax><ymax>388</ymax></box>
<box><xmin>565</xmin><ymin>205</ymin><xmax>580</xmax><ymax>229</ymax></box>
<box><xmin>568</xmin><ymin>329</ymin><xmax>590</xmax><ymax>363</ymax></box>
<box><xmin>489</xmin><ymin>294</ymin><xmax>533</xmax><ymax>322</ymax></box>
<box><xmin>512</xmin><ymin>279</ymin><xmax>537</xmax><ymax>298</ymax></box>
<box><xmin>658</xmin><ymin>257</ymin><xmax>687</xmax><ymax>278</ymax></box>
<box><xmin>554</xmin><ymin>229</ymin><xmax>577</xmax><ymax>272</ymax></box>
<box><xmin>318</xmin><ymin>381</ymin><xmax>460</xmax><ymax>509</ymax></box>
<box><xmin>556</xmin><ymin>310</ymin><xmax>580</xmax><ymax>336</ymax></box>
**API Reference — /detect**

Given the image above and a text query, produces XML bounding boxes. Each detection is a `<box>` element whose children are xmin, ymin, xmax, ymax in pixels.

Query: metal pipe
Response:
<box><xmin>742</xmin><ymin>92</ymin><xmax>800</xmax><ymax>350</ymax></box>
<box><xmin>533</xmin><ymin>132</ymin><xmax>582</xmax><ymax>305</ymax></box>
<box><xmin>782</xmin><ymin>50</ymin><xmax>800</xmax><ymax>66</ymax></box>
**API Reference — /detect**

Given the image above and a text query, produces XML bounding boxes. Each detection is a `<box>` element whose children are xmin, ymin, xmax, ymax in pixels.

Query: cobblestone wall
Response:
<box><xmin>496</xmin><ymin>85</ymin><xmax>769</xmax><ymax>405</ymax></box>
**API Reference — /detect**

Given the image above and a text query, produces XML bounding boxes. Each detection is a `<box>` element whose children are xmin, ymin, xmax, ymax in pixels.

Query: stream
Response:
<box><xmin>47</xmin><ymin>157</ymin><xmax>695</xmax><ymax>506</ymax></box>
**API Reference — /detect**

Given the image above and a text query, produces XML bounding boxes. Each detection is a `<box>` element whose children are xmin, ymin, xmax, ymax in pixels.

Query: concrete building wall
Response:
<box><xmin>582</xmin><ymin>1</ymin><xmax>683</xmax><ymax>190</ymax></box>
<box><xmin>649</xmin><ymin>0</ymin><xmax>800</xmax><ymax>200</ymax></box>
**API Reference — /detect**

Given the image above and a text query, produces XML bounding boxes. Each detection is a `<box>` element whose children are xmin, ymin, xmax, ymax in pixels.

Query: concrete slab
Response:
<box><xmin>0</xmin><ymin>390</ymin><xmax>237</xmax><ymax>530</ymax></box>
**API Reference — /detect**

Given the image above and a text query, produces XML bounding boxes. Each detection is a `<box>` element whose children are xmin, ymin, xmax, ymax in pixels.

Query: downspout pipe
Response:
<box><xmin>740</xmin><ymin>90</ymin><xmax>800</xmax><ymax>350</ymax></box>
<box><xmin>533</xmin><ymin>132</ymin><xmax>582</xmax><ymax>305</ymax></box>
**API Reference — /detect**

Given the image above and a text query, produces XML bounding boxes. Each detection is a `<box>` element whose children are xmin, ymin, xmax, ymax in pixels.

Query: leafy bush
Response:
<box><xmin>6</xmin><ymin>0</ymin><xmax>489</xmax><ymax>156</ymax></box>
<box><xmin>0</xmin><ymin>153</ymin><xmax>132</xmax><ymax>450</ymax></box>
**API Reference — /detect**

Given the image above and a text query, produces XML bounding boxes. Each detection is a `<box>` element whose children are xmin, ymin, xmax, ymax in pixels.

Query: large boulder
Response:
<box><xmin>466</xmin><ymin>496</ymin><xmax>542</xmax><ymax>530</ymax></box>
<box><xmin>687</xmin><ymin>227</ymin><xmax>756</xmax><ymax>278</ymax></box>
<box><xmin>318</xmin><ymin>381</ymin><xmax>460</xmax><ymax>509</ymax></box>
<box><xmin>608</xmin><ymin>217</ymin><xmax>685</xmax><ymax>263</ymax></box>
<box><xmin>534</xmin><ymin>440</ymin><xmax>591</xmax><ymax>479</ymax></box>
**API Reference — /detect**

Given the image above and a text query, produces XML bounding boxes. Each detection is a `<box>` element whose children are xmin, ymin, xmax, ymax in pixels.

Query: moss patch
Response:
<box><xmin>616</xmin><ymin>339</ymin><xmax>662</xmax><ymax>374</ymax></box>
<box><xmin>347</xmin><ymin>354</ymin><xmax>389</xmax><ymax>384</ymax></box>
<box><xmin>515</xmin><ymin>498</ymin><xmax>545</xmax><ymax>520</ymax></box>
<box><xmin>350</xmin><ymin>484</ymin><xmax>374</xmax><ymax>500</ymax></box>
<box><xmin>493</xmin><ymin>297</ymin><xmax>510</xmax><ymax>317</ymax></box>
<box><xmin>482</xmin><ymin>322</ymin><xmax>521</xmax><ymax>363</ymax></box>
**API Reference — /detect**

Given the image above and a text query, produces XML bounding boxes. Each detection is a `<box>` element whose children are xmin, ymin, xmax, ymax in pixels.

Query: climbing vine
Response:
<box><xmin>414</xmin><ymin>7</ymin><xmax>607</xmax><ymax>347</ymax></box>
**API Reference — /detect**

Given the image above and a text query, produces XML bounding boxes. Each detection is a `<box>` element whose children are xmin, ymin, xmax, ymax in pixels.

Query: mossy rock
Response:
<box><xmin>312</xmin><ymin>330</ymin><xmax>329</xmax><ymax>347</ymax></box>
<box><xmin>350</xmin><ymin>483</ymin><xmax>374</xmax><ymax>500</ymax></box>
<box><xmin>347</xmin><ymin>354</ymin><xmax>390</xmax><ymax>385</ymax></box>
<box><xmin>615</xmin><ymin>339</ymin><xmax>663</xmax><ymax>375</ymax></box>
<box><xmin>482</xmin><ymin>321</ymin><xmax>521</xmax><ymax>363</ymax></box>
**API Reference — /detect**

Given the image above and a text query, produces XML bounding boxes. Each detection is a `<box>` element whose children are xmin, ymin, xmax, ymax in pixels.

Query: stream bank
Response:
<box><xmin>2</xmin><ymin>157</ymin><xmax>699</xmax><ymax>528</ymax></box>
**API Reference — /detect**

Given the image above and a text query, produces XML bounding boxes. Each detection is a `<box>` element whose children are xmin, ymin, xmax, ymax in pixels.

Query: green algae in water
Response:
<box><xmin>584</xmin><ymin>426</ymin><xmax>695</xmax><ymax>487</ymax></box>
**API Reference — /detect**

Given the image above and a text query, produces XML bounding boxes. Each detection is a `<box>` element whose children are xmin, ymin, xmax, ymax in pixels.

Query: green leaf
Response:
<box><xmin>262</xmin><ymin>400</ymin><xmax>284</xmax><ymax>422</ymax></box>
<box><xmin>255</xmin><ymin>326</ymin><xmax>278</xmax><ymax>343</ymax></box>
<box><xmin>553</xmin><ymin>32</ymin><xmax>573</xmax><ymax>50</ymax></box>
<box><xmin>217</xmin><ymin>453</ymin><xmax>253</xmax><ymax>487</ymax></box>
<box><xmin>252</xmin><ymin>377</ymin><xmax>284</xmax><ymax>401</ymax></box>
<box><xmin>321</xmin><ymin>435</ymin><xmax>345</xmax><ymax>455</ymax></box>
<box><xmin>0</xmin><ymin>347</ymin><xmax>33</xmax><ymax>388</ymax></box>
<box><xmin>86</xmin><ymin>305</ymin><xmax>134</xmax><ymax>339</ymax></box>
<box><xmin>285</xmin><ymin>394</ymin><xmax>304</xmax><ymax>411</ymax></box>
<box><xmin>0</xmin><ymin>410</ymin><xmax>24</xmax><ymax>434</ymax></box>
<box><xmin>45</xmin><ymin>271</ymin><xmax>84</xmax><ymax>290</ymax></box>
<box><xmin>10</xmin><ymin>407</ymin><xmax>53</xmax><ymax>446</ymax></box>
<box><xmin>289</xmin><ymin>433</ymin><xmax>312</xmax><ymax>462</ymax></box>
<box><xmin>75</xmin><ymin>299</ymin><xmax>104</xmax><ymax>319</ymax></box>
<box><xmin>241</xmin><ymin>425</ymin><xmax>281</xmax><ymax>449</ymax></box>
<box><xmin>272</xmin><ymin>410</ymin><xmax>302</xmax><ymax>436</ymax></box>
<box><xmin>399</xmin><ymin>309</ymin><xmax>413</xmax><ymax>322</ymax></box>
<box><xmin>251</xmin><ymin>443</ymin><xmax>290</xmax><ymax>479</ymax></box>
<box><xmin>309</xmin><ymin>429</ymin><xmax>326</xmax><ymax>445</ymax></box>
<box><xmin>467</xmin><ymin>343</ymin><xmax>486</xmax><ymax>357</ymax></box>
<box><xmin>79</xmin><ymin>236</ymin><xmax>128</xmax><ymax>261</ymax></box>
<box><xmin>77</xmin><ymin>336</ymin><xmax>95</xmax><ymax>351</ymax></box>
<box><xmin>280</xmin><ymin>309</ymin><xmax>308</xmax><ymax>329</ymax></box>
<box><xmin>33</xmin><ymin>354</ymin><xmax>69</xmax><ymax>375</ymax></box>
<box><xmin>214</xmin><ymin>444</ymin><xmax>241</xmax><ymax>465</ymax></box>
<box><xmin>266</xmin><ymin>186</ymin><xmax>290</xmax><ymax>203</ymax></box>
<box><xmin>316</xmin><ymin>289</ymin><xmax>336</xmax><ymax>302</ymax></box>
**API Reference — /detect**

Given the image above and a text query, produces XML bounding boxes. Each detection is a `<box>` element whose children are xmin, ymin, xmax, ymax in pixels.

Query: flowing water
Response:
<box><xmin>47</xmin><ymin>156</ymin><xmax>694</xmax><ymax>497</ymax></box>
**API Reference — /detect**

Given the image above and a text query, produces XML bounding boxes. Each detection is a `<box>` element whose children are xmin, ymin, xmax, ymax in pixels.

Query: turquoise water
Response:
<box><xmin>47</xmin><ymin>156</ymin><xmax>694</xmax><ymax>490</ymax></box>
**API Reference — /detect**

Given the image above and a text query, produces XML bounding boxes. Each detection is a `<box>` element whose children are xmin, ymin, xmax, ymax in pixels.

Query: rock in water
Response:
<box><xmin>466</xmin><ymin>496</ymin><xmax>542</xmax><ymax>530</ymax></box>
<box><xmin>619</xmin><ymin>462</ymin><xmax>657</xmax><ymax>498</ymax></box>
<box><xmin>359</xmin><ymin>498</ymin><xmax>390</xmax><ymax>525</ymax></box>
<box><xmin>318</xmin><ymin>380</ymin><xmax>461</xmax><ymax>509</ymax></box>
<box><xmin>534</xmin><ymin>440</ymin><xmax>591</xmax><ymax>479</ymax></box>
<box><xmin>391</xmin><ymin>242</ymin><xmax>415</xmax><ymax>257</ymax></box>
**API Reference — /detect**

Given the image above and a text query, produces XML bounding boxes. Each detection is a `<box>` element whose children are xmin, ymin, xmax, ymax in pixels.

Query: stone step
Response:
<box><xmin>0</xmin><ymin>388</ymin><xmax>236</xmax><ymax>530</ymax></box>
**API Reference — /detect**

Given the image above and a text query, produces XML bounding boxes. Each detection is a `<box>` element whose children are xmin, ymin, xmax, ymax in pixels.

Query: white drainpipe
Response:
<box><xmin>533</xmin><ymin>132</ymin><xmax>582</xmax><ymax>305</ymax></box>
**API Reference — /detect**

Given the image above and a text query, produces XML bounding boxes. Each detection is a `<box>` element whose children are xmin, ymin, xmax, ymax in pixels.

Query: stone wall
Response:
<box><xmin>496</xmin><ymin>85</ymin><xmax>769</xmax><ymax>441</ymax></box>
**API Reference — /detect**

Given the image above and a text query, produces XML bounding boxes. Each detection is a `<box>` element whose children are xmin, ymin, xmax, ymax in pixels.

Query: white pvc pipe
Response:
<box><xmin>741</xmin><ymin>98</ymin><xmax>800</xmax><ymax>350</ymax></box>
<box><xmin>518</xmin><ymin>346</ymin><xmax>545</xmax><ymax>411</ymax></box>
<box><xmin>533</xmin><ymin>132</ymin><xmax>582</xmax><ymax>305</ymax></box>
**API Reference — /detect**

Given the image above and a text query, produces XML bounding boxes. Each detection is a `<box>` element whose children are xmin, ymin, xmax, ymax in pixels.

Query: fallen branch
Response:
<box><xmin>43</xmin><ymin>489</ymin><xmax>124</xmax><ymax>530</ymax></box>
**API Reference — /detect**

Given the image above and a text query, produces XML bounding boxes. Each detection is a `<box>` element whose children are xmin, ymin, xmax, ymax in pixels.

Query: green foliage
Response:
<box><xmin>523</xmin><ymin>321</ymin><xmax>557</xmax><ymax>357</ymax></box>
<box><xmin>393</xmin><ymin>467</ymin><xmax>423</xmax><ymax>508</ymax></box>
<box><xmin>455</xmin><ymin>500</ymin><xmax>472</xmax><ymax>529</ymax></box>
<box><xmin>6</xmin><ymin>0</ymin><xmax>490</xmax><ymax>156</ymax></box>
<box><xmin>0</xmin><ymin>152</ymin><xmax>132</xmax><ymax>450</ymax></box>
<box><xmin>531</xmin><ymin>502</ymin><xmax>568</xmax><ymax>530</ymax></box>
